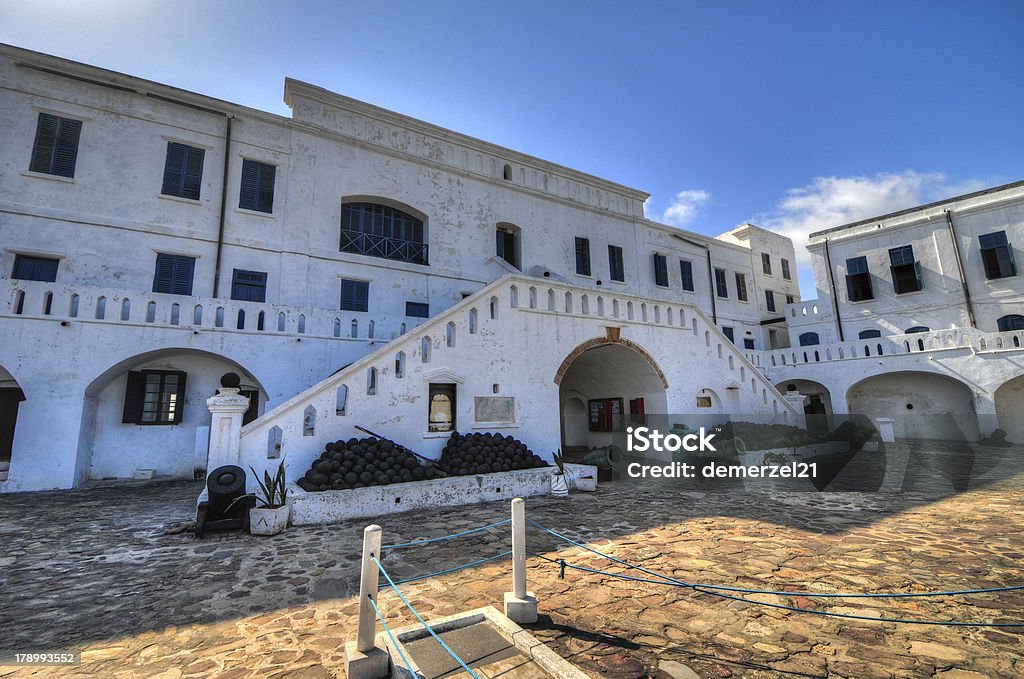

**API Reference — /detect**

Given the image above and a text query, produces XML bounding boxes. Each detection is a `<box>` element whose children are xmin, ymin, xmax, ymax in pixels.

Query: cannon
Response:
<box><xmin>195</xmin><ymin>465</ymin><xmax>255</xmax><ymax>538</ymax></box>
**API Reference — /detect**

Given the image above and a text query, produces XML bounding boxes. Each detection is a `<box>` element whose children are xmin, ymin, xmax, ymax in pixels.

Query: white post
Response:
<box><xmin>345</xmin><ymin>524</ymin><xmax>389</xmax><ymax>679</ymax></box>
<box><xmin>511</xmin><ymin>498</ymin><xmax>527</xmax><ymax>599</ymax></box>
<box><xmin>197</xmin><ymin>387</ymin><xmax>250</xmax><ymax>506</ymax></box>
<box><xmin>504</xmin><ymin>497</ymin><xmax>538</xmax><ymax>623</ymax></box>
<box><xmin>357</xmin><ymin>524</ymin><xmax>382</xmax><ymax>652</ymax></box>
<box><xmin>782</xmin><ymin>390</ymin><xmax>807</xmax><ymax>430</ymax></box>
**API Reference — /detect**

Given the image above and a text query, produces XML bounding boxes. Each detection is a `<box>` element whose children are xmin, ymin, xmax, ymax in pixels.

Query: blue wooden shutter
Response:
<box><xmin>162</xmin><ymin>143</ymin><xmax>187</xmax><ymax>196</ymax></box>
<box><xmin>257</xmin><ymin>163</ymin><xmax>276</xmax><ymax>212</ymax></box>
<box><xmin>30</xmin><ymin>113</ymin><xmax>59</xmax><ymax>173</ymax></box>
<box><xmin>122</xmin><ymin>371</ymin><xmax>146</xmax><ymax>423</ymax></box>
<box><xmin>153</xmin><ymin>254</ymin><xmax>175</xmax><ymax>292</ymax></box>
<box><xmin>53</xmin><ymin>118</ymin><xmax>82</xmax><ymax>177</ymax></box>
<box><xmin>172</xmin><ymin>257</ymin><xmax>195</xmax><ymax>295</ymax></box>
<box><xmin>182</xmin><ymin>146</ymin><xmax>204</xmax><ymax>199</ymax></box>
<box><xmin>171</xmin><ymin>372</ymin><xmax>187</xmax><ymax>424</ymax></box>
<box><xmin>239</xmin><ymin>160</ymin><xmax>259</xmax><ymax>209</ymax></box>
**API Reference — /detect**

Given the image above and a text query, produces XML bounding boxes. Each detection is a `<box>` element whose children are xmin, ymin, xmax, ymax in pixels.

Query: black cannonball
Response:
<box><xmin>345</xmin><ymin>472</ymin><xmax>358</xmax><ymax>484</ymax></box>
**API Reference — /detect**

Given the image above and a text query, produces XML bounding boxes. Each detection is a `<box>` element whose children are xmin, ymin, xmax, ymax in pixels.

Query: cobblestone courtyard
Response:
<box><xmin>1</xmin><ymin>443</ymin><xmax>1023</xmax><ymax>678</ymax></box>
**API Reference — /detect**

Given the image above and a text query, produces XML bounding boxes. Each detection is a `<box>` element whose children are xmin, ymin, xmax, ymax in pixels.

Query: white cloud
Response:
<box><xmin>660</xmin><ymin>189</ymin><xmax>711</xmax><ymax>226</ymax></box>
<box><xmin>760</xmin><ymin>171</ymin><xmax>989</xmax><ymax>269</ymax></box>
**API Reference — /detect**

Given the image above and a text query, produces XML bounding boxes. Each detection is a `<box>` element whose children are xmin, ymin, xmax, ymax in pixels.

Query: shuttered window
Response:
<box><xmin>12</xmin><ymin>255</ymin><xmax>59</xmax><ymax>282</ymax></box>
<box><xmin>122</xmin><ymin>370</ymin><xmax>186</xmax><ymax>425</ymax></box>
<box><xmin>574</xmin><ymin>237</ymin><xmax>591</xmax><ymax>276</ymax></box>
<box><xmin>238</xmin><ymin>159</ymin><xmax>276</xmax><ymax>213</ymax></box>
<box><xmin>654</xmin><ymin>254</ymin><xmax>669</xmax><ymax>287</ymax></box>
<box><xmin>30</xmin><ymin>112</ymin><xmax>82</xmax><ymax>178</ymax></box>
<box><xmin>714</xmin><ymin>268</ymin><xmax>728</xmax><ymax>298</ymax></box>
<box><xmin>161</xmin><ymin>142</ymin><xmax>205</xmax><ymax>200</ymax></box>
<box><xmin>340</xmin><ymin>279</ymin><xmax>369</xmax><ymax>312</ymax></box>
<box><xmin>889</xmin><ymin>245</ymin><xmax>923</xmax><ymax>294</ymax></box>
<box><xmin>979</xmin><ymin>231</ymin><xmax>1016</xmax><ymax>279</ymax></box>
<box><xmin>679</xmin><ymin>260</ymin><xmax>694</xmax><ymax>291</ymax></box>
<box><xmin>608</xmin><ymin>245</ymin><xmax>625</xmax><ymax>282</ymax></box>
<box><xmin>735</xmin><ymin>272</ymin><xmax>748</xmax><ymax>301</ymax></box>
<box><xmin>761</xmin><ymin>252</ymin><xmax>772</xmax><ymax>275</ymax></box>
<box><xmin>152</xmin><ymin>254</ymin><xmax>196</xmax><ymax>296</ymax></box>
<box><xmin>845</xmin><ymin>256</ymin><xmax>874</xmax><ymax>301</ymax></box>
<box><xmin>781</xmin><ymin>258</ymin><xmax>791</xmax><ymax>280</ymax></box>
<box><xmin>230</xmin><ymin>269</ymin><xmax>267</xmax><ymax>302</ymax></box>
<box><xmin>765</xmin><ymin>289</ymin><xmax>776</xmax><ymax>312</ymax></box>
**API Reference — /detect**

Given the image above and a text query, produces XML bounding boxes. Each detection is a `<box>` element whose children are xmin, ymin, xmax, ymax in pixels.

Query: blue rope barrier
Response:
<box><xmin>528</xmin><ymin>519</ymin><xmax>1024</xmax><ymax>598</ymax></box>
<box><xmin>381</xmin><ymin>519</ymin><xmax>511</xmax><ymax>550</ymax></box>
<box><xmin>373</xmin><ymin>554</ymin><xmax>482</xmax><ymax>678</ymax></box>
<box><xmin>391</xmin><ymin>550</ymin><xmax>513</xmax><ymax>586</ymax></box>
<box><xmin>527</xmin><ymin>520</ymin><xmax>1024</xmax><ymax>627</ymax></box>
<box><xmin>367</xmin><ymin>593</ymin><xmax>416</xmax><ymax>676</ymax></box>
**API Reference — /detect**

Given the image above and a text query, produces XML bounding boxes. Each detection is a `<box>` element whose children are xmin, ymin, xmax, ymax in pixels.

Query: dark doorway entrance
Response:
<box><xmin>0</xmin><ymin>388</ymin><xmax>25</xmax><ymax>477</ymax></box>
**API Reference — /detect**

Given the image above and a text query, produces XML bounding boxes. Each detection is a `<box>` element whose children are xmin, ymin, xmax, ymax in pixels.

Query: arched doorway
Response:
<box><xmin>556</xmin><ymin>339</ymin><xmax>668</xmax><ymax>451</ymax></box>
<box><xmin>847</xmin><ymin>371</ymin><xmax>978</xmax><ymax>441</ymax></box>
<box><xmin>0</xmin><ymin>364</ymin><xmax>25</xmax><ymax>483</ymax></box>
<box><xmin>775</xmin><ymin>378</ymin><xmax>834</xmax><ymax>432</ymax></box>
<box><xmin>78</xmin><ymin>349</ymin><xmax>266</xmax><ymax>483</ymax></box>
<box><xmin>994</xmin><ymin>374</ymin><xmax>1024</xmax><ymax>444</ymax></box>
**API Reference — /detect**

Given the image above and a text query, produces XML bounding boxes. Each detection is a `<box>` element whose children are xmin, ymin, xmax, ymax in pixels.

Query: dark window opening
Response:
<box><xmin>230</xmin><ymin>269</ymin><xmax>267</xmax><ymax>303</ymax></box>
<box><xmin>979</xmin><ymin>231</ymin><xmax>1016</xmax><ymax>279</ymax></box>
<box><xmin>743</xmin><ymin>338</ymin><xmax>755</xmax><ymax>350</ymax></box>
<box><xmin>905</xmin><ymin>326</ymin><xmax>930</xmax><ymax>334</ymax></box>
<box><xmin>574</xmin><ymin>237</ymin><xmax>591</xmax><ymax>276</ymax></box>
<box><xmin>240</xmin><ymin>388</ymin><xmax>260</xmax><ymax>426</ymax></box>
<box><xmin>722</xmin><ymin>326</ymin><xmax>735</xmax><ymax>343</ymax></box>
<box><xmin>889</xmin><ymin>245</ymin><xmax>923</xmax><ymax>294</ymax></box>
<box><xmin>502</xmin><ymin>164</ymin><xmax>512</xmax><ymax>181</ymax></box>
<box><xmin>341</xmin><ymin>202</ymin><xmax>427</xmax><ymax>265</ymax></box>
<box><xmin>629</xmin><ymin>398</ymin><xmax>646</xmax><ymax>425</ymax></box>
<box><xmin>122</xmin><ymin>370</ymin><xmax>186</xmax><ymax>425</ymax></box>
<box><xmin>761</xmin><ymin>252</ymin><xmax>772</xmax><ymax>275</ymax></box>
<box><xmin>406</xmin><ymin>301</ymin><xmax>429</xmax><ymax>318</ymax></box>
<box><xmin>798</xmin><ymin>332</ymin><xmax>820</xmax><ymax>346</ymax></box>
<box><xmin>496</xmin><ymin>226</ymin><xmax>517</xmax><ymax>268</ymax></box>
<box><xmin>30</xmin><ymin>112</ymin><xmax>82</xmax><ymax>178</ymax></box>
<box><xmin>153</xmin><ymin>254</ymin><xmax>196</xmax><ymax>296</ymax></box>
<box><xmin>161</xmin><ymin>142</ymin><xmax>205</xmax><ymax>200</ymax></box>
<box><xmin>858</xmin><ymin>329</ymin><xmax>882</xmax><ymax>339</ymax></box>
<box><xmin>765</xmin><ymin>289</ymin><xmax>776</xmax><ymax>312</ymax></box>
<box><xmin>679</xmin><ymin>260</ymin><xmax>694</xmax><ymax>291</ymax></box>
<box><xmin>786</xmin><ymin>294</ymin><xmax>795</xmax><ymax>304</ymax></box>
<box><xmin>781</xmin><ymin>258</ymin><xmax>791</xmax><ymax>280</ymax></box>
<box><xmin>340</xmin><ymin>279</ymin><xmax>369</xmax><ymax>312</ymax></box>
<box><xmin>238</xmin><ymin>159</ymin><xmax>276</xmax><ymax>213</ymax></box>
<box><xmin>997</xmin><ymin>314</ymin><xmax>1024</xmax><ymax>331</ymax></box>
<box><xmin>735</xmin><ymin>272</ymin><xmax>748</xmax><ymax>301</ymax></box>
<box><xmin>608</xmin><ymin>245</ymin><xmax>625</xmax><ymax>282</ymax></box>
<box><xmin>845</xmin><ymin>256</ymin><xmax>873</xmax><ymax>301</ymax></box>
<box><xmin>12</xmin><ymin>255</ymin><xmax>59</xmax><ymax>282</ymax></box>
<box><xmin>654</xmin><ymin>254</ymin><xmax>669</xmax><ymax>287</ymax></box>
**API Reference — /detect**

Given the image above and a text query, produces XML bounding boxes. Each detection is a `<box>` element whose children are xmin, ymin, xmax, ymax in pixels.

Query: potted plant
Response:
<box><xmin>550</xmin><ymin>450</ymin><xmax>570</xmax><ymax>496</ymax></box>
<box><xmin>242</xmin><ymin>460</ymin><xmax>290</xmax><ymax>536</ymax></box>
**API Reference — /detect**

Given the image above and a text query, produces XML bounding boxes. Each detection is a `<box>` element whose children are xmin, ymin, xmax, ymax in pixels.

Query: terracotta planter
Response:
<box><xmin>250</xmin><ymin>504</ymin><xmax>290</xmax><ymax>536</ymax></box>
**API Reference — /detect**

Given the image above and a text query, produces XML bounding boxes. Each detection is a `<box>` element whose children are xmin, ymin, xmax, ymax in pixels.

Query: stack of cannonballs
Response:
<box><xmin>296</xmin><ymin>436</ymin><xmax>444</xmax><ymax>492</ymax></box>
<box><xmin>437</xmin><ymin>432</ymin><xmax>548</xmax><ymax>476</ymax></box>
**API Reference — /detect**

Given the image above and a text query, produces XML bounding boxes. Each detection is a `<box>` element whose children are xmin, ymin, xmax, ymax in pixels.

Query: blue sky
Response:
<box><xmin>3</xmin><ymin>0</ymin><xmax>1022</xmax><ymax>296</ymax></box>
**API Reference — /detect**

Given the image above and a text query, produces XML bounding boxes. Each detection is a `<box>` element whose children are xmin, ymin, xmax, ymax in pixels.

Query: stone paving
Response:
<box><xmin>0</xmin><ymin>442</ymin><xmax>1022</xmax><ymax>678</ymax></box>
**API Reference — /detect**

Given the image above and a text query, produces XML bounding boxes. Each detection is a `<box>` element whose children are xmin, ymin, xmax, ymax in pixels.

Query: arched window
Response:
<box><xmin>905</xmin><ymin>326</ymin><xmax>930</xmax><ymax>334</ymax></box>
<box><xmin>798</xmin><ymin>332</ymin><xmax>820</xmax><ymax>346</ymax></box>
<box><xmin>340</xmin><ymin>201</ymin><xmax>427</xmax><ymax>265</ymax></box>
<box><xmin>858</xmin><ymin>329</ymin><xmax>882</xmax><ymax>339</ymax></box>
<box><xmin>997</xmin><ymin>314</ymin><xmax>1024</xmax><ymax>331</ymax></box>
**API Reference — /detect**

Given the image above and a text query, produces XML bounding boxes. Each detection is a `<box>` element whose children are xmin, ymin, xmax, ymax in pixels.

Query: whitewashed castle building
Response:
<box><xmin>0</xmin><ymin>44</ymin><xmax>1021</xmax><ymax>493</ymax></box>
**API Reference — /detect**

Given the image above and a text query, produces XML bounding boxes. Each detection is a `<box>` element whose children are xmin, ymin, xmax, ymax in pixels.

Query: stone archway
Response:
<box><xmin>846</xmin><ymin>371</ymin><xmax>978</xmax><ymax>441</ymax></box>
<box><xmin>78</xmin><ymin>348</ymin><xmax>267</xmax><ymax>484</ymax></box>
<box><xmin>994</xmin><ymin>374</ymin><xmax>1024</xmax><ymax>444</ymax></box>
<box><xmin>775</xmin><ymin>378</ymin><xmax>834</xmax><ymax>432</ymax></box>
<box><xmin>556</xmin><ymin>338</ymin><xmax>668</xmax><ymax>452</ymax></box>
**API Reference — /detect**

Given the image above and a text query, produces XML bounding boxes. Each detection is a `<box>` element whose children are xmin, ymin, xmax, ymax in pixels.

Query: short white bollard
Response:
<box><xmin>504</xmin><ymin>498</ymin><xmax>538</xmax><ymax>623</ymax></box>
<box><xmin>875</xmin><ymin>417</ymin><xmax>896</xmax><ymax>443</ymax></box>
<box><xmin>344</xmin><ymin>524</ymin><xmax>389</xmax><ymax>679</ymax></box>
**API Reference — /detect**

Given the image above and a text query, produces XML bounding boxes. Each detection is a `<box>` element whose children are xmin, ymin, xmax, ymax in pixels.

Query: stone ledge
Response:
<box><xmin>289</xmin><ymin>463</ymin><xmax>596</xmax><ymax>525</ymax></box>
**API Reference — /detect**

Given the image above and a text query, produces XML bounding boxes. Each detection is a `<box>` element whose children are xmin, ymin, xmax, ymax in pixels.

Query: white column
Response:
<box><xmin>205</xmin><ymin>387</ymin><xmax>250</xmax><ymax>472</ymax></box>
<box><xmin>782</xmin><ymin>390</ymin><xmax>807</xmax><ymax>429</ymax></box>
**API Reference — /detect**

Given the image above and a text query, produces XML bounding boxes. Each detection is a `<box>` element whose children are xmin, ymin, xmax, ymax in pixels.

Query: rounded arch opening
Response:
<box><xmin>846</xmin><ymin>371</ymin><xmax>978</xmax><ymax>441</ymax></box>
<box><xmin>994</xmin><ymin>374</ymin><xmax>1024</xmax><ymax>444</ymax></box>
